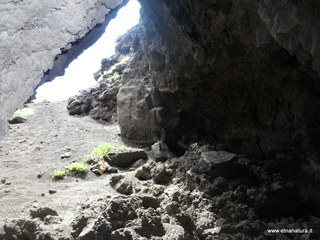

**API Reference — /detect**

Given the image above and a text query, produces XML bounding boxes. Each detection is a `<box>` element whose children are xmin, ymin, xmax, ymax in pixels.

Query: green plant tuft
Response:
<box><xmin>41</xmin><ymin>99</ymin><xmax>50</xmax><ymax>103</ymax></box>
<box><xmin>52</xmin><ymin>170</ymin><xmax>66</xmax><ymax>179</ymax></box>
<box><xmin>91</xmin><ymin>142</ymin><xmax>113</xmax><ymax>157</ymax></box>
<box><xmin>66</xmin><ymin>162</ymin><xmax>86</xmax><ymax>173</ymax></box>
<box><xmin>13</xmin><ymin>108</ymin><xmax>35</xmax><ymax>118</ymax></box>
<box><xmin>112</xmin><ymin>71</ymin><xmax>120</xmax><ymax>80</ymax></box>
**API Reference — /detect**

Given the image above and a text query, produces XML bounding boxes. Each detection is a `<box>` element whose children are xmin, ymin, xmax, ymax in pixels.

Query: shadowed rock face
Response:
<box><xmin>0</xmin><ymin>0</ymin><xmax>127</xmax><ymax>139</ymax></box>
<box><xmin>119</xmin><ymin>0</ymin><xmax>320</xmax><ymax>158</ymax></box>
<box><xmin>115</xmin><ymin>0</ymin><xmax>320</xmax><ymax>200</ymax></box>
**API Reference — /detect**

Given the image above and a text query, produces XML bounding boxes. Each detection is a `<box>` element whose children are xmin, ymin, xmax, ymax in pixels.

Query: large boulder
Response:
<box><xmin>117</xmin><ymin>79</ymin><xmax>159</xmax><ymax>144</ymax></box>
<box><xmin>106</xmin><ymin>149</ymin><xmax>148</xmax><ymax>168</ymax></box>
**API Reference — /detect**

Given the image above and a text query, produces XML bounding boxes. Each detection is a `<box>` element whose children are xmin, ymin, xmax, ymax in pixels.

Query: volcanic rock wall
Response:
<box><xmin>0</xmin><ymin>0</ymin><xmax>127</xmax><ymax>139</ymax></box>
<box><xmin>116</xmin><ymin>0</ymin><xmax>320</xmax><ymax>193</ymax></box>
<box><xmin>119</xmin><ymin>0</ymin><xmax>320</xmax><ymax>154</ymax></box>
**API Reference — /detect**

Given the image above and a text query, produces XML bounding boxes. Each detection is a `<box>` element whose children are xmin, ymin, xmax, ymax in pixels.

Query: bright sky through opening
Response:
<box><xmin>36</xmin><ymin>0</ymin><xmax>141</xmax><ymax>102</ymax></box>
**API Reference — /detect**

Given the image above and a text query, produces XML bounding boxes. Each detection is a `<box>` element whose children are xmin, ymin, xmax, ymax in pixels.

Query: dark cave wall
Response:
<box><xmin>120</xmin><ymin>0</ymin><xmax>320</xmax><ymax>156</ymax></box>
<box><xmin>118</xmin><ymin>0</ymin><xmax>320</xmax><ymax>186</ymax></box>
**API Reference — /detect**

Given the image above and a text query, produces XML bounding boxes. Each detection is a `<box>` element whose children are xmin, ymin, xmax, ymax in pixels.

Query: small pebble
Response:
<box><xmin>32</xmin><ymin>203</ymin><xmax>39</xmax><ymax>208</ymax></box>
<box><xmin>41</xmin><ymin>193</ymin><xmax>45</xmax><ymax>197</ymax></box>
<box><xmin>60</xmin><ymin>152</ymin><xmax>71</xmax><ymax>159</ymax></box>
<box><xmin>49</xmin><ymin>190</ymin><xmax>57</xmax><ymax>194</ymax></box>
<box><xmin>4</xmin><ymin>190</ymin><xmax>10</xmax><ymax>193</ymax></box>
<box><xmin>1</xmin><ymin>179</ymin><xmax>6</xmax><ymax>184</ymax></box>
<box><xmin>5</xmin><ymin>182</ymin><xmax>11</xmax><ymax>185</ymax></box>
<box><xmin>37</xmin><ymin>173</ymin><xmax>42</xmax><ymax>179</ymax></box>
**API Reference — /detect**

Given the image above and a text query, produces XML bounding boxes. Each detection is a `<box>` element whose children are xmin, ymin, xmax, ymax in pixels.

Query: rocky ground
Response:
<box><xmin>0</xmin><ymin>101</ymin><xmax>126</xmax><ymax>238</ymax></box>
<box><xmin>0</xmin><ymin>101</ymin><xmax>319</xmax><ymax>239</ymax></box>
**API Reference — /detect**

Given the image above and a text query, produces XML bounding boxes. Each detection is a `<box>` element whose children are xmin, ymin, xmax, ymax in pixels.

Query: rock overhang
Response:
<box><xmin>0</xmin><ymin>0</ymin><xmax>128</xmax><ymax>139</ymax></box>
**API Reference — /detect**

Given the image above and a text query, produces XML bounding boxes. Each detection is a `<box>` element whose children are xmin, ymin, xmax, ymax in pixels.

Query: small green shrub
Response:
<box><xmin>91</xmin><ymin>142</ymin><xmax>113</xmax><ymax>157</ymax></box>
<box><xmin>52</xmin><ymin>170</ymin><xmax>66</xmax><ymax>179</ymax></box>
<box><xmin>112</xmin><ymin>71</ymin><xmax>120</xmax><ymax>80</ymax></box>
<box><xmin>41</xmin><ymin>99</ymin><xmax>50</xmax><ymax>103</ymax></box>
<box><xmin>66</xmin><ymin>162</ymin><xmax>86</xmax><ymax>173</ymax></box>
<box><xmin>13</xmin><ymin>108</ymin><xmax>35</xmax><ymax>117</ymax></box>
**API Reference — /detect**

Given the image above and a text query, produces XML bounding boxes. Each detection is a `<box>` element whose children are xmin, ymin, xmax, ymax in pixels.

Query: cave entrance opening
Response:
<box><xmin>35</xmin><ymin>0</ymin><xmax>141</xmax><ymax>102</ymax></box>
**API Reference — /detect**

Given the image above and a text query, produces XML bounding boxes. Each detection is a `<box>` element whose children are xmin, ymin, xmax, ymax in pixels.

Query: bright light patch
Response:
<box><xmin>36</xmin><ymin>0</ymin><xmax>141</xmax><ymax>102</ymax></box>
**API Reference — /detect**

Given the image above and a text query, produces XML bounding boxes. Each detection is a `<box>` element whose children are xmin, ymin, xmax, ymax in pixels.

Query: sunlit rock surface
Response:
<box><xmin>0</xmin><ymin>0</ymin><xmax>126</xmax><ymax>139</ymax></box>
